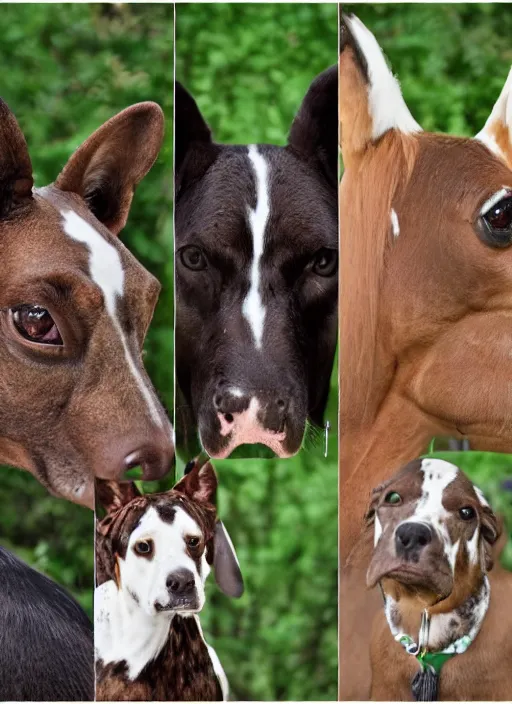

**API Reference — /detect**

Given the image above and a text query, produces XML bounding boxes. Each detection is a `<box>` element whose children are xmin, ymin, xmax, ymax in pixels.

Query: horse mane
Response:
<box><xmin>340</xmin><ymin>130</ymin><xmax>419</xmax><ymax>431</ymax></box>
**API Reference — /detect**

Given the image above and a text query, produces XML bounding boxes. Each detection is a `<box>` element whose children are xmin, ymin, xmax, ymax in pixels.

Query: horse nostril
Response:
<box><xmin>123</xmin><ymin>445</ymin><xmax>173</xmax><ymax>483</ymax></box>
<box><xmin>214</xmin><ymin>395</ymin><xmax>223</xmax><ymax>409</ymax></box>
<box><xmin>224</xmin><ymin>413</ymin><xmax>234</xmax><ymax>423</ymax></box>
<box><xmin>277</xmin><ymin>399</ymin><xmax>286</xmax><ymax>410</ymax></box>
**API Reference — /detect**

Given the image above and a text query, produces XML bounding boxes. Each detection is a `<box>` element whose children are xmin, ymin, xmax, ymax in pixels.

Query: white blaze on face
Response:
<box><xmin>344</xmin><ymin>14</ymin><xmax>422</xmax><ymax>139</ymax></box>
<box><xmin>243</xmin><ymin>145</ymin><xmax>269</xmax><ymax>349</ymax></box>
<box><xmin>410</xmin><ymin>459</ymin><xmax>460</xmax><ymax>571</ymax></box>
<box><xmin>119</xmin><ymin>505</ymin><xmax>208</xmax><ymax>617</ymax></box>
<box><xmin>60</xmin><ymin>209</ymin><xmax>163</xmax><ymax>428</ymax></box>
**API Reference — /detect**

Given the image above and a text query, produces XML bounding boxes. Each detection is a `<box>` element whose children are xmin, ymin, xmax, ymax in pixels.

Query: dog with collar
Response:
<box><xmin>95</xmin><ymin>460</ymin><xmax>243</xmax><ymax>701</ymax></box>
<box><xmin>361</xmin><ymin>458</ymin><xmax>512</xmax><ymax>701</ymax></box>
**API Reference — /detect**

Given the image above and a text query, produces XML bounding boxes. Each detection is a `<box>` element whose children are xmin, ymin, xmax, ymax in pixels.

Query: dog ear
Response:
<box><xmin>96</xmin><ymin>479</ymin><xmax>141</xmax><ymax>519</ymax></box>
<box><xmin>55</xmin><ymin>102</ymin><xmax>164</xmax><ymax>235</ymax></box>
<box><xmin>0</xmin><ymin>99</ymin><xmax>33</xmax><ymax>217</ymax></box>
<box><xmin>175</xmin><ymin>82</ymin><xmax>219</xmax><ymax>197</ymax></box>
<box><xmin>346</xmin><ymin>480</ymin><xmax>390</xmax><ymax>569</ymax></box>
<box><xmin>480</xmin><ymin>506</ymin><xmax>502</xmax><ymax>572</ymax></box>
<box><xmin>287</xmin><ymin>65</ymin><xmax>338</xmax><ymax>189</ymax></box>
<box><xmin>212</xmin><ymin>520</ymin><xmax>244</xmax><ymax>598</ymax></box>
<box><xmin>173</xmin><ymin>459</ymin><xmax>218</xmax><ymax>505</ymax></box>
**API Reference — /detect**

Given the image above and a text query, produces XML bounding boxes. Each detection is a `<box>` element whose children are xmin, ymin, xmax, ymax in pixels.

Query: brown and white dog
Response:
<box><xmin>95</xmin><ymin>461</ymin><xmax>243</xmax><ymax>701</ymax></box>
<box><xmin>361</xmin><ymin>458</ymin><xmax>512</xmax><ymax>701</ymax></box>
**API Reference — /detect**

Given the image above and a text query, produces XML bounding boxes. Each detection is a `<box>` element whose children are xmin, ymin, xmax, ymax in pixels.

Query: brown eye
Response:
<box><xmin>180</xmin><ymin>246</ymin><xmax>207</xmax><ymax>271</ymax></box>
<box><xmin>478</xmin><ymin>193</ymin><xmax>512</xmax><ymax>248</ymax></box>
<box><xmin>11</xmin><ymin>305</ymin><xmax>63</xmax><ymax>345</ymax></box>
<box><xmin>134</xmin><ymin>540</ymin><xmax>153</xmax><ymax>556</ymax></box>
<box><xmin>311</xmin><ymin>248</ymin><xmax>338</xmax><ymax>277</ymax></box>
<box><xmin>459</xmin><ymin>506</ymin><xmax>476</xmax><ymax>521</ymax></box>
<box><xmin>187</xmin><ymin>536</ymin><xmax>200</xmax><ymax>548</ymax></box>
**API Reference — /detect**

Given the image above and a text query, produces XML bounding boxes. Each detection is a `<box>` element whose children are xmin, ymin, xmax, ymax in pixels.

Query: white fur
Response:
<box><xmin>374</xmin><ymin>513</ymin><xmax>383</xmax><ymax>546</ymax></box>
<box><xmin>390</xmin><ymin>208</ymin><xmax>400</xmax><ymax>239</ymax></box>
<box><xmin>195</xmin><ymin>616</ymin><xmax>229</xmax><ymax>701</ymax></box>
<box><xmin>474</xmin><ymin>485</ymin><xmax>490</xmax><ymax>508</ymax></box>
<box><xmin>479</xmin><ymin>187</ymin><xmax>510</xmax><ymax>216</ymax></box>
<box><xmin>61</xmin><ymin>210</ymin><xmax>163</xmax><ymax>428</ymax></box>
<box><xmin>466</xmin><ymin>525</ymin><xmax>480</xmax><ymax>565</ymax></box>
<box><xmin>476</xmin><ymin>65</ymin><xmax>512</xmax><ymax>160</ymax></box>
<box><xmin>243</xmin><ymin>145</ymin><xmax>269</xmax><ymax>349</ymax></box>
<box><xmin>345</xmin><ymin>14</ymin><xmax>421</xmax><ymax>139</ymax></box>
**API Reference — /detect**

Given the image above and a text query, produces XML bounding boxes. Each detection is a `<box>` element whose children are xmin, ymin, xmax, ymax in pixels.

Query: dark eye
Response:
<box><xmin>180</xmin><ymin>246</ymin><xmax>207</xmax><ymax>271</ymax></box>
<box><xmin>459</xmin><ymin>506</ymin><xmax>476</xmax><ymax>521</ymax></box>
<box><xmin>11</xmin><ymin>305</ymin><xmax>63</xmax><ymax>345</ymax></box>
<box><xmin>478</xmin><ymin>192</ymin><xmax>512</xmax><ymax>248</ymax></box>
<box><xmin>311</xmin><ymin>248</ymin><xmax>338</xmax><ymax>277</ymax></box>
<box><xmin>187</xmin><ymin>536</ymin><xmax>200</xmax><ymax>548</ymax></box>
<box><xmin>384</xmin><ymin>491</ymin><xmax>401</xmax><ymax>505</ymax></box>
<box><xmin>134</xmin><ymin>540</ymin><xmax>153</xmax><ymax>556</ymax></box>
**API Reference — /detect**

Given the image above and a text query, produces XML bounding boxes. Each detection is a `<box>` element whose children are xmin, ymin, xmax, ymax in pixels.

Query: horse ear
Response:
<box><xmin>173</xmin><ymin>459</ymin><xmax>218</xmax><ymax>505</ymax></box>
<box><xmin>55</xmin><ymin>102</ymin><xmax>164</xmax><ymax>235</ymax></box>
<box><xmin>175</xmin><ymin>82</ymin><xmax>219</xmax><ymax>197</ymax></box>
<box><xmin>213</xmin><ymin>521</ymin><xmax>244</xmax><ymax>598</ymax></box>
<box><xmin>475</xmin><ymin>67</ymin><xmax>512</xmax><ymax>169</ymax></box>
<box><xmin>0</xmin><ymin>99</ymin><xmax>33</xmax><ymax>217</ymax></box>
<box><xmin>339</xmin><ymin>13</ymin><xmax>421</xmax><ymax>165</ymax></box>
<box><xmin>95</xmin><ymin>479</ymin><xmax>141</xmax><ymax>516</ymax></box>
<box><xmin>287</xmin><ymin>65</ymin><xmax>338</xmax><ymax>189</ymax></box>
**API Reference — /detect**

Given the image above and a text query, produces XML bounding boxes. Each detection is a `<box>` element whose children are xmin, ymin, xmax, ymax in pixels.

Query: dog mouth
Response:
<box><xmin>155</xmin><ymin>597</ymin><xmax>201</xmax><ymax>614</ymax></box>
<box><xmin>368</xmin><ymin>554</ymin><xmax>453</xmax><ymax>599</ymax></box>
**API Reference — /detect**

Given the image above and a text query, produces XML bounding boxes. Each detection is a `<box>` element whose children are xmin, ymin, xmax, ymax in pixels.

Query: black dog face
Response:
<box><xmin>175</xmin><ymin>67</ymin><xmax>338</xmax><ymax>458</ymax></box>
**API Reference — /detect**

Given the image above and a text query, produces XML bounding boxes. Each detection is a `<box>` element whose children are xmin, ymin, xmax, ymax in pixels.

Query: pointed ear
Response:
<box><xmin>213</xmin><ymin>520</ymin><xmax>244</xmax><ymax>598</ymax></box>
<box><xmin>173</xmin><ymin>459</ymin><xmax>218</xmax><ymax>505</ymax></box>
<box><xmin>476</xmin><ymin>67</ymin><xmax>512</xmax><ymax>169</ymax></box>
<box><xmin>95</xmin><ymin>479</ymin><xmax>141</xmax><ymax>516</ymax></box>
<box><xmin>287</xmin><ymin>65</ymin><xmax>338</xmax><ymax>189</ymax></box>
<box><xmin>0</xmin><ymin>99</ymin><xmax>33</xmax><ymax>217</ymax></box>
<box><xmin>339</xmin><ymin>13</ymin><xmax>420</xmax><ymax>165</ymax></box>
<box><xmin>55</xmin><ymin>102</ymin><xmax>164</xmax><ymax>235</ymax></box>
<box><xmin>175</xmin><ymin>82</ymin><xmax>219</xmax><ymax>197</ymax></box>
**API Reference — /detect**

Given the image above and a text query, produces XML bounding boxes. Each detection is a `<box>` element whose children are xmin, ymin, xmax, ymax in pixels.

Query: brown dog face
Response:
<box><xmin>0</xmin><ymin>100</ymin><xmax>174</xmax><ymax>507</ymax></box>
<box><xmin>366</xmin><ymin>459</ymin><xmax>499</xmax><ymax>604</ymax></box>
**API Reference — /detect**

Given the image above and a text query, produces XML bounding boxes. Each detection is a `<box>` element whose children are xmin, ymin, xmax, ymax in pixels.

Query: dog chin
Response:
<box><xmin>367</xmin><ymin>557</ymin><xmax>452</xmax><ymax>598</ymax></box>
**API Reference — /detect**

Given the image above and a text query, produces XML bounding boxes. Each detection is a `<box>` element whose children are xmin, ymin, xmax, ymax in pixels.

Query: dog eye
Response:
<box><xmin>11</xmin><ymin>305</ymin><xmax>63</xmax><ymax>345</ymax></box>
<box><xmin>384</xmin><ymin>491</ymin><xmax>402</xmax><ymax>505</ymax></box>
<box><xmin>134</xmin><ymin>540</ymin><xmax>153</xmax><ymax>556</ymax></box>
<box><xmin>459</xmin><ymin>506</ymin><xmax>476</xmax><ymax>521</ymax></box>
<box><xmin>311</xmin><ymin>248</ymin><xmax>338</xmax><ymax>277</ymax></box>
<box><xmin>180</xmin><ymin>246</ymin><xmax>208</xmax><ymax>271</ymax></box>
<box><xmin>187</xmin><ymin>536</ymin><xmax>200</xmax><ymax>548</ymax></box>
<box><xmin>478</xmin><ymin>192</ymin><xmax>512</xmax><ymax>248</ymax></box>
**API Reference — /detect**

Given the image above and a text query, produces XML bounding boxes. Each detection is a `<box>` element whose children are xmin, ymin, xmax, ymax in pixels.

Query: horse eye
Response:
<box><xmin>311</xmin><ymin>248</ymin><xmax>338</xmax><ymax>277</ymax></box>
<box><xmin>384</xmin><ymin>491</ymin><xmax>402</xmax><ymax>505</ymax></box>
<box><xmin>11</xmin><ymin>305</ymin><xmax>63</xmax><ymax>345</ymax></box>
<box><xmin>180</xmin><ymin>246</ymin><xmax>207</xmax><ymax>271</ymax></box>
<box><xmin>187</xmin><ymin>536</ymin><xmax>200</xmax><ymax>548</ymax></box>
<box><xmin>478</xmin><ymin>192</ymin><xmax>512</xmax><ymax>248</ymax></box>
<box><xmin>134</xmin><ymin>540</ymin><xmax>153</xmax><ymax>556</ymax></box>
<box><xmin>459</xmin><ymin>506</ymin><xmax>476</xmax><ymax>521</ymax></box>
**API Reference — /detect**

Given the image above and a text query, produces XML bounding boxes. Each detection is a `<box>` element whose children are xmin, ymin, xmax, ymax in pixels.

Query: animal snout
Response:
<box><xmin>395</xmin><ymin>522</ymin><xmax>432</xmax><ymax>561</ymax></box>
<box><xmin>123</xmin><ymin>439</ymin><xmax>174</xmax><ymax>482</ymax></box>
<box><xmin>214</xmin><ymin>386</ymin><xmax>288</xmax><ymax>431</ymax></box>
<box><xmin>166</xmin><ymin>569</ymin><xmax>196</xmax><ymax>596</ymax></box>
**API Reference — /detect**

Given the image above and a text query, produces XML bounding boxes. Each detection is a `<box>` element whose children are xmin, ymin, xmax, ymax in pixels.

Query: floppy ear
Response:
<box><xmin>95</xmin><ymin>479</ymin><xmax>141</xmax><ymax>518</ymax></box>
<box><xmin>475</xmin><ymin>67</ymin><xmax>512</xmax><ymax>169</ymax></box>
<box><xmin>0</xmin><ymin>99</ymin><xmax>33</xmax><ymax>217</ymax></box>
<box><xmin>339</xmin><ymin>13</ymin><xmax>420</xmax><ymax>167</ymax></box>
<box><xmin>287</xmin><ymin>65</ymin><xmax>338</xmax><ymax>189</ymax></box>
<box><xmin>175</xmin><ymin>82</ymin><xmax>219</xmax><ymax>197</ymax></box>
<box><xmin>55</xmin><ymin>102</ymin><xmax>164</xmax><ymax>235</ymax></box>
<box><xmin>173</xmin><ymin>459</ymin><xmax>218</xmax><ymax>505</ymax></box>
<box><xmin>480</xmin><ymin>505</ymin><xmax>502</xmax><ymax>572</ymax></box>
<box><xmin>213</xmin><ymin>520</ymin><xmax>244</xmax><ymax>598</ymax></box>
<box><xmin>346</xmin><ymin>479</ymin><xmax>390</xmax><ymax>569</ymax></box>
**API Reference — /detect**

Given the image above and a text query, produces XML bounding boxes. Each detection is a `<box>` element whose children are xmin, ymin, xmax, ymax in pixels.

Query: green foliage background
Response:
<box><xmin>0</xmin><ymin>4</ymin><xmax>172</xmax><ymax>619</ymax></box>
<box><xmin>343</xmin><ymin>4</ymin><xmax>512</xmax><ymax>566</ymax></box>
<box><xmin>173</xmin><ymin>4</ymin><xmax>339</xmax><ymax>699</ymax></box>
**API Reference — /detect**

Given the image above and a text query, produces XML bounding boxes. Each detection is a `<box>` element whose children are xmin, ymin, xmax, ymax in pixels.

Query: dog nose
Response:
<box><xmin>123</xmin><ymin>441</ymin><xmax>173</xmax><ymax>482</ymax></box>
<box><xmin>395</xmin><ymin>522</ymin><xmax>432</xmax><ymax>560</ymax></box>
<box><xmin>166</xmin><ymin>569</ymin><xmax>195</xmax><ymax>595</ymax></box>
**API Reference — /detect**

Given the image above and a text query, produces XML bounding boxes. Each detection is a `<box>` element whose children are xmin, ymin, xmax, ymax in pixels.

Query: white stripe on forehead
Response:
<box><xmin>344</xmin><ymin>14</ymin><xmax>421</xmax><ymax>139</ymax></box>
<box><xmin>60</xmin><ymin>210</ymin><xmax>163</xmax><ymax>428</ymax></box>
<box><xmin>242</xmin><ymin>145</ymin><xmax>269</xmax><ymax>349</ymax></box>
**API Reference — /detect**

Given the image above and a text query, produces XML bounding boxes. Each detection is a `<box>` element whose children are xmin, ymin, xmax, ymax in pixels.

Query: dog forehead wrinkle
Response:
<box><xmin>60</xmin><ymin>210</ymin><xmax>163</xmax><ymax>429</ymax></box>
<box><xmin>242</xmin><ymin>145</ymin><xmax>269</xmax><ymax>349</ymax></box>
<box><xmin>344</xmin><ymin>14</ymin><xmax>421</xmax><ymax>139</ymax></box>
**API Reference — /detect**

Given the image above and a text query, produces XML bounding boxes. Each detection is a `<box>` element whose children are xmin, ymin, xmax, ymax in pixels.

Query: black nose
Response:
<box><xmin>166</xmin><ymin>569</ymin><xmax>195</xmax><ymax>596</ymax></box>
<box><xmin>395</xmin><ymin>522</ymin><xmax>432</xmax><ymax>561</ymax></box>
<box><xmin>214</xmin><ymin>387</ymin><xmax>288</xmax><ymax>431</ymax></box>
<box><xmin>123</xmin><ymin>442</ymin><xmax>174</xmax><ymax>482</ymax></box>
